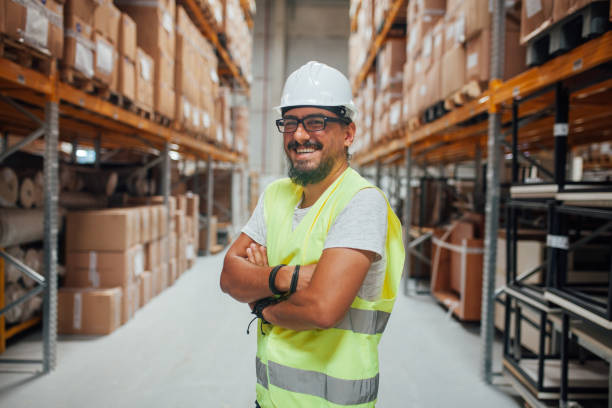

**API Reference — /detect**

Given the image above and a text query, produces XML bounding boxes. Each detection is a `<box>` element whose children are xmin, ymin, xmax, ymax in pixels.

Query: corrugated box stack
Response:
<box><xmin>222</xmin><ymin>0</ymin><xmax>253</xmax><ymax>83</ymax></box>
<box><xmin>231</xmin><ymin>106</ymin><xmax>249</xmax><ymax>155</ymax></box>
<box><xmin>117</xmin><ymin>13</ymin><xmax>137</xmax><ymax>103</ymax></box>
<box><xmin>93</xmin><ymin>0</ymin><xmax>121</xmax><ymax>90</ymax></box>
<box><xmin>216</xmin><ymin>86</ymin><xmax>233</xmax><ymax>149</ymax></box>
<box><xmin>1</xmin><ymin>0</ymin><xmax>64</xmax><ymax>59</ymax></box>
<box><xmin>375</xmin><ymin>37</ymin><xmax>406</xmax><ymax>140</ymax></box>
<box><xmin>348</xmin><ymin>0</ymin><xmax>373</xmax><ymax>84</ymax></box>
<box><xmin>61</xmin><ymin>208</ymin><xmax>144</xmax><ymax>334</ymax></box>
<box><xmin>185</xmin><ymin>194</ymin><xmax>200</xmax><ymax>269</ymax></box>
<box><xmin>62</xmin><ymin>0</ymin><xmax>97</xmax><ymax>81</ymax></box>
<box><xmin>173</xmin><ymin>195</ymin><xmax>188</xmax><ymax>275</ymax></box>
<box><xmin>117</xmin><ymin>0</ymin><xmax>176</xmax><ymax>120</ymax></box>
<box><xmin>197</xmin><ymin>29</ymin><xmax>219</xmax><ymax>142</ymax></box>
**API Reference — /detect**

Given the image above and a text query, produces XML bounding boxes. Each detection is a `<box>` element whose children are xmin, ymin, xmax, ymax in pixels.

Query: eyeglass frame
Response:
<box><xmin>275</xmin><ymin>114</ymin><xmax>350</xmax><ymax>134</ymax></box>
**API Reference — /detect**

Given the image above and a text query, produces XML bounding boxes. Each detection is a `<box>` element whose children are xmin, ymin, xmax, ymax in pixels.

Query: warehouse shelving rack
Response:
<box><xmin>0</xmin><ymin>0</ymin><xmax>251</xmax><ymax>370</ymax></box>
<box><xmin>350</xmin><ymin>0</ymin><xmax>612</xmax><ymax>398</ymax></box>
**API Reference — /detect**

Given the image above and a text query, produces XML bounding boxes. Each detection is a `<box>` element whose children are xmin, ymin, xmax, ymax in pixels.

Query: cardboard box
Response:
<box><xmin>169</xmin><ymin>233</ymin><xmax>177</xmax><ymax>261</ymax></box>
<box><xmin>175</xmin><ymin>194</ymin><xmax>187</xmax><ymax>211</ymax></box>
<box><xmin>119</xmin><ymin>13</ymin><xmax>137</xmax><ymax>61</ymax></box>
<box><xmin>454</xmin><ymin>0</ymin><xmax>491</xmax><ymax>42</ymax></box>
<box><xmin>136</xmin><ymin>206</ymin><xmax>151</xmax><ymax>243</ymax></box>
<box><xmin>65</xmin><ymin>245</ymin><xmax>144</xmax><ymax>288</ymax></box>
<box><xmin>159</xmin><ymin>235</ymin><xmax>169</xmax><ymax>263</ymax></box>
<box><xmin>66</xmin><ymin>208</ymin><xmax>140</xmax><ymax>251</ymax></box>
<box><xmin>116</xmin><ymin>0</ymin><xmax>175</xmax><ymax>57</ymax></box>
<box><xmin>118</xmin><ymin>56</ymin><xmax>136</xmax><ymax>100</ymax></box>
<box><xmin>466</xmin><ymin>20</ymin><xmax>525</xmax><ymax>83</ymax></box>
<box><xmin>440</xmin><ymin>44</ymin><xmax>465</xmax><ymax>98</ymax></box>
<box><xmin>121</xmin><ymin>282</ymin><xmax>139</xmax><ymax>323</ymax></box>
<box><xmin>94</xmin><ymin>32</ymin><xmax>117</xmax><ymax>86</ymax></box>
<box><xmin>136</xmin><ymin>47</ymin><xmax>154</xmax><ymax>111</ymax></box>
<box><xmin>58</xmin><ymin>287</ymin><xmax>122</xmax><ymax>335</ymax></box>
<box><xmin>62</xmin><ymin>14</ymin><xmax>94</xmax><ymax>77</ymax></box>
<box><xmin>94</xmin><ymin>0</ymin><xmax>121</xmax><ymax>44</ymax></box>
<box><xmin>158</xmin><ymin>205</ymin><xmax>168</xmax><ymax>237</ymax></box>
<box><xmin>553</xmin><ymin>0</ymin><xmax>605</xmax><ymax>21</ymax></box>
<box><xmin>168</xmin><ymin>258</ymin><xmax>177</xmax><ymax>285</ymax></box>
<box><xmin>64</xmin><ymin>0</ymin><xmax>98</xmax><ymax>26</ymax></box>
<box><xmin>174</xmin><ymin>210</ymin><xmax>186</xmax><ymax>237</ymax></box>
<box><xmin>160</xmin><ymin>262</ymin><xmax>169</xmax><ymax>291</ymax></box>
<box><xmin>138</xmin><ymin>271</ymin><xmax>152</xmax><ymax>307</ymax></box>
<box><xmin>151</xmin><ymin>266</ymin><xmax>160</xmax><ymax>296</ymax></box>
<box><xmin>144</xmin><ymin>239</ymin><xmax>159</xmax><ymax>271</ymax></box>
<box><xmin>148</xmin><ymin>206</ymin><xmax>160</xmax><ymax>240</ymax></box>
<box><xmin>520</xmin><ymin>0</ymin><xmax>554</xmax><ymax>44</ymax></box>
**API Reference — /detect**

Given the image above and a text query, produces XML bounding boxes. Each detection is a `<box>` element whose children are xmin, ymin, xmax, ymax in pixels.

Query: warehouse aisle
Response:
<box><xmin>0</xmin><ymin>253</ymin><xmax>520</xmax><ymax>407</ymax></box>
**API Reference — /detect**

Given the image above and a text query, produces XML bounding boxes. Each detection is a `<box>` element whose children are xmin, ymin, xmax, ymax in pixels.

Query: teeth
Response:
<box><xmin>296</xmin><ymin>149</ymin><xmax>315</xmax><ymax>154</ymax></box>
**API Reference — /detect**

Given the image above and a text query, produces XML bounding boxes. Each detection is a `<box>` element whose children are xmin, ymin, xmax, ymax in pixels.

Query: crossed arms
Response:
<box><xmin>220</xmin><ymin>233</ymin><xmax>376</xmax><ymax>331</ymax></box>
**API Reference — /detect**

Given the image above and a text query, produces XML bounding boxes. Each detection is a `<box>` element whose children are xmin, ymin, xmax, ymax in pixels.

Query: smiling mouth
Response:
<box><xmin>288</xmin><ymin>141</ymin><xmax>323</xmax><ymax>156</ymax></box>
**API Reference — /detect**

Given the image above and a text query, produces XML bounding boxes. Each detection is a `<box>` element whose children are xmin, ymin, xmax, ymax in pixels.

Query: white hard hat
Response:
<box><xmin>274</xmin><ymin>61</ymin><xmax>358</xmax><ymax>120</ymax></box>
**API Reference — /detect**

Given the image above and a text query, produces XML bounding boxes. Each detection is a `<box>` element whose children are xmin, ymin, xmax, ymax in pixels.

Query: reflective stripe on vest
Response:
<box><xmin>335</xmin><ymin>308</ymin><xmax>390</xmax><ymax>335</ymax></box>
<box><xmin>256</xmin><ymin>358</ymin><xmax>379</xmax><ymax>405</ymax></box>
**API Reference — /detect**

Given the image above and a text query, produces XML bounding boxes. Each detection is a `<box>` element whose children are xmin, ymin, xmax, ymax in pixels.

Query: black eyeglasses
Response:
<box><xmin>276</xmin><ymin>114</ymin><xmax>348</xmax><ymax>134</ymax></box>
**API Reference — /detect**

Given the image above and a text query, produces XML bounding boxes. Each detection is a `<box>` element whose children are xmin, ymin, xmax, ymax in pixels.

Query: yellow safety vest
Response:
<box><xmin>257</xmin><ymin>167</ymin><xmax>405</xmax><ymax>407</ymax></box>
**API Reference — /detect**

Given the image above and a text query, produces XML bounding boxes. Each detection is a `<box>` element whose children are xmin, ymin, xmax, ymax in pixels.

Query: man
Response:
<box><xmin>220</xmin><ymin>61</ymin><xmax>404</xmax><ymax>407</ymax></box>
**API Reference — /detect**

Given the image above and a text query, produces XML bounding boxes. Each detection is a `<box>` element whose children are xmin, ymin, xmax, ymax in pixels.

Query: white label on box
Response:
<box><xmin>202</xmin><ymin>112</ymin><xmax>211</xmax><ymax>128</ymax></box>
<box><xmin>73</xmin><ymin>293</ymin><xmax>82</xmax><ymax>330</ymax></box>
<box><xmin>88</xmin><ymin>251</ymin><xmax>100</xmax><ymax>287</ymax></box>
<box><xmin>525</xmin><ymin>0</ymin><xmax>542</xmax><ymax>18</ymax></box>
<box><xmin>134</xmin><ymin>248</ymin><xmax>144</xmax><ymax>277</ymax></box>
<box><xmin>456</xmin><ymin>15</ymin><xmax>466</xmax><ymax>43</ymax></box>
<box><xmin>25</xmin><ymin>5</ymin><xmax>49</xmax><ymax>49</ymax></box>
<box><xmin>75</xmin><ymin>42</ymin><xmax>94</xmax><ymax>78</ymax></box>
<box><xmin>96</xmin><ymin>39</ymin><xmax>114</xmax><ymax>75</ymax></box>
<box><xmin>423</xmin><ymin>34</ymin><xmax>432</xmax><ymax>57</ymax></box>
<box><xmin>140</xmin><ymin>56</ymin><xmax>152</xmax><ymax>81</ymax></box>
<box><xmin>419</xmin><ymin>84</ymin><xmax>427</xmax><ymax>96</ymax></box>
<box><xmin>210</xmin><ymin>69</ymin><xmax>219</xmax><ymax>84</ymax></box>
<box><xmin>390</xmin><ymin>104</ymin><xmax>401</xmax><ymax>126</ymax></box>
<box><xmin>467</xmin><ymin>52</ymin><xmax>478</xmax><ymax>70</ymax></box>
<box><xmin>162</xmin><ymin>11</ymin><xmax>173</xmax><ymax>33</ymax></box>
<box><xmin>183</xmin><ymin>99</ymin><xmax>191</xmax><ymax>119</ymax></box>
<box><xmin>217</xmin><ymin>127</ymin><xmax>223</xmax><ymax>142</ymax></box>
<box><xmin>193</xmin><ymin>108</ymin><xmax>200</xmax><ymax>127</ymax></box>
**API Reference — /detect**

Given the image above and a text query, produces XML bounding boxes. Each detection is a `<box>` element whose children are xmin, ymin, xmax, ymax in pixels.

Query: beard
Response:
<box><xmin>286</xmin><ymin>140</ymin><xmax>335</xmax><ymax>186</ymax></box>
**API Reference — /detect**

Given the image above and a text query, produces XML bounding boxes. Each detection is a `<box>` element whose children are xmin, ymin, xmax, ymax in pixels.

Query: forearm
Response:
<box><xmin>263</xmin><ymin>289</ymin><xmax>337</xmax><ymax>331</ymax></box>
<box><xmin>220</xmin><ymin>253</ymin><xmax>291</xmax><ymax>303</ymax></box>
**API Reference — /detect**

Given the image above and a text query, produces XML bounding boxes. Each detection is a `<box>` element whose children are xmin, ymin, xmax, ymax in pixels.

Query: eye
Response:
<box><xmin>305</xmin><ymin>118</ymin><xmax>325</xmax><ymax>129</ymax></box>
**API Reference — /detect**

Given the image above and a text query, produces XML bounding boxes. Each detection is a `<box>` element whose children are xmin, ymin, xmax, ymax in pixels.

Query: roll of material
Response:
<box><xmin>0</xmin><ymin>208</ymin><xmax>44</xmax><ymax>247</ymax></box>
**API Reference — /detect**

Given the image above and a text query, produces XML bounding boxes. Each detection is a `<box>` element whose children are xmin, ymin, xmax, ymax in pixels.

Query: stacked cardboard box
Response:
<box><xmin>231</xmin><ymin>106</ymin><xmax>249</xmax><ymax>155</ymax></box>
<box><xmin>92</xmin><ymin>0</ymin><xmax>121</xmax><ymax>89</ymax></box>
<box><xmin>348</xmin><ymin>0</ymin><xmax>374</xmax><ymax>84</ymax></box>
<box><xmin>175</xmin><ymin>6</ymin><xmax>201</xmax><ymax>133</ymax></box>
<box><xmin>117</xmin><ymin>0</ymin><xmax>176</xmax><ymax>119</ymax></box>
<box><xmin>185</xmin><ymin>193</ymin><xmax>200</xmax><ymax>269</ymax></box>
<box><xmin>197</xmin><ymin>28</ymin><xmax>219</xmax><ymax>141</ymax></box>
<box><xmin>61</xmin><ymin>208</ymin><xmax>144</xmax><ymax>334</ymax></box>
<box><xmin>136</xmin><ymin>47</ymin><xmax>154</xmax><ymax>113</ymax></box>
<box><xmin>117</xmin><ymin>13</ymin><xmax>137</xmax><ymax>102</ymax></box>
<box><xmin>1</xmin><ymin>0</ymin><xmax>64</xmax><ymax>58</ymax></box>
<box><xmin>376</xmin><ymin>38</ymin><xmax>406</xmax><ymax>134</ymax></box>
<box><xmin>62</xmin><ymin>0</ymin><xmax>97</xmax><ymax>79</ymax></box>
<box><xmin>216</xmin><ymin>86</ymin><xmax>233</xmax><ymax>148</ymax></box>
<box><xmin>222</xmin><ymin>0</ymin><xmax>252</xmax><ymax>83</ymax></box>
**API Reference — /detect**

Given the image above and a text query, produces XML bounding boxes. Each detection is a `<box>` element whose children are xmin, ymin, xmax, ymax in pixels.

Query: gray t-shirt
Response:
<box><xmin>242</xmin><ymin>187</ymin><xmax>388</xmax><ymax>300</ymax></box>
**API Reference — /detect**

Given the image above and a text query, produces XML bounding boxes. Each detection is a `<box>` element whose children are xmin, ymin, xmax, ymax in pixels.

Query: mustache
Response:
<box><xmin>287</xmin><ymin>140</ymin><xmax>323</xmax><ymax>150</ymax></box>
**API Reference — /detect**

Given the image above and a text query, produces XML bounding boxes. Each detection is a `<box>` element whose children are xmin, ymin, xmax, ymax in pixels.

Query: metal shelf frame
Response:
<box><xmin>351</xmin><ymin>0</ymin><xmax>612</xmax><ymax>396</ymax></box>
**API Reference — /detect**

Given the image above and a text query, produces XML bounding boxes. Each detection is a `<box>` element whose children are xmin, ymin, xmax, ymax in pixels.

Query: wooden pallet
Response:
<box><xmin>443</xmin><ymin>80</ymin><xmax>487</xmax><ymax>111</ymax></box>
<box><xmin>153</xmin><ymin>112</ymin><xmax>173</xmax><ymax>127</ymax></box>
<box><xmin>0</xmin><ymin>35</ymin><xmax>56</xmax><ymax>76</ymax></box>
<box><xmin>60</xmin><ymin>67</ymin><xmax>116</xmax><ymax>100</ymax></box>
<box><xmin>526</xmin><ymin>2</ymin><xmax>611</xmax><ymax>66</ymax></box>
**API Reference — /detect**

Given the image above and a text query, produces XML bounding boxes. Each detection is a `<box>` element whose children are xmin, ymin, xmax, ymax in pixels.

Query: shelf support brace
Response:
<box><xmin>481</xmin><ymin>0</ymin><xmax>505</xmax><ymax>385</ymax></box>
<box><xmin>0</xmin><ymin>127</ymin><xmax>45</xmax><ymax>163</ymax></box>
<box><xmin>42</xmin><ymin>99</ymin><xmax>59</xmax><ymax>373</ymax></box>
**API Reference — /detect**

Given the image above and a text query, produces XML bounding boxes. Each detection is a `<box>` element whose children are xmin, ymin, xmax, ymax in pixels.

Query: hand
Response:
<box><xmin>246</xmin><ymin>243</ymin><xmax>268</xmax><ymax>267</ymax></box>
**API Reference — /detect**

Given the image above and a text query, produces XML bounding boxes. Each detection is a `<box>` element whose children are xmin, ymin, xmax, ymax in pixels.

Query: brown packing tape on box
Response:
<box><xmin>119</xmin><ymin>13</ymin><xmax>137</xmax><ymax>61</ymax></box>
<box><xmin>520</xmin><ymin>0</ymin><xmax>554</xmax><ymax>44</ymax></box>
<box><xmin>58</xmin><ymin>287</ymin><xmax>122</xmax><ymax>335</ymax></box>
<box><xmin>65</xmin><ymin>245</ymin><xmax>144</xmax><ymax>288</ymax></box>
<box><xmin>66</xmin><ymin>208</ymin><xmax>140</xmax><ymax>251</ymax></box>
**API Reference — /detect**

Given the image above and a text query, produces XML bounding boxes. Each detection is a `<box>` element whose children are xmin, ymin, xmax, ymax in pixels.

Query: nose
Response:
<box><xmin>292</xmin><ymin>122</ymin><xmax>310</xmax><ymax>144</ymax></box>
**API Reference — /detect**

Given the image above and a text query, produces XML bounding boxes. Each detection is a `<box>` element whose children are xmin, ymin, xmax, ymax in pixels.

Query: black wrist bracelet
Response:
<box><xmin>289</xmin><ymin>265</ymin><xmax>300</xmax><ymax>294</ymax></box>
<box><xmin>268</xmin><ymin>264</ymin><xmax>286</xmax><ymax>295</ymax></box>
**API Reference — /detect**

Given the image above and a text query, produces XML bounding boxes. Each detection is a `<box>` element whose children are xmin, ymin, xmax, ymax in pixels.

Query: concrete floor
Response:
<box><xmin>0</xmin><ymin>252</ymin><xmax>522</xmax><ymax>407</ymax></box>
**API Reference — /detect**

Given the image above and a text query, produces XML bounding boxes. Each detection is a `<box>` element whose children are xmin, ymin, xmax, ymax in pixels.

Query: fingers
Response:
<box><xmin>246</xmin><ymin>243</ymin><xmax>268</xmax><ymax>266</ymax></box>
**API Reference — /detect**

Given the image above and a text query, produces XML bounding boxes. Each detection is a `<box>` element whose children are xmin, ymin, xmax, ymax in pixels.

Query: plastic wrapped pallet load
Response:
<box><xmin>62</xmin><ymin>1</ymin><xmax>96</xmax><ymax>79</ymax></box>
<box><xmin>136</xmin><ymin>47</ymin><xmax>154</xmax><ymax>113</ymax></box>
<box><xmin>116</xmin><ymin>0</ymin><xmax>176</xmax><ymax>119</ymax></box>
<box><xmin>2</xmin><ymin>0</ymin><xmax>64</xmax><ymax>58</ymax></box>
